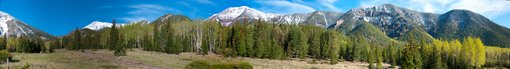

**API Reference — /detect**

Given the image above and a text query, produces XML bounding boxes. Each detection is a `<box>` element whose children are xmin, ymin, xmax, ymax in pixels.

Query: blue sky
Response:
<box><xmin>0</xmin><ymin>0</ymin><xmax>509</xmax><ymax>36</ymax></box>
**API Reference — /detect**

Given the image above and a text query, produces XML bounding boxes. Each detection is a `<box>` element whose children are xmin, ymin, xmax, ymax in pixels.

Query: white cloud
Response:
<box><xmin>318</xmin><ymin>0</ymin><xmax>342</xmax><ymax>12</ymax></box>
<box><xmin>121</xmin><ymin>4</ymin><xmax>179</xmax><ymax>22</ymax></box>
<box><xmin>449</xmin><ymin>0</ymin><xmax>510</xmax><ymax>17</ymax></box>
<box><xmin>256</xmin><ymin>1</ymin><xmax>316</xmax><ymax>14</ymax></box>
<box><xmin>360</xmin><ymin>0</ymin><xmax>510</xmax><ymax>18</ymax></box>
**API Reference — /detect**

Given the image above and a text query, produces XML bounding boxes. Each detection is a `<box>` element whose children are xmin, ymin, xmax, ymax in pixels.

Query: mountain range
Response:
<box><xmin>205</xmin><ymin>4</ymin><xmax>510</xmax><ymax>47</ymax></box>
<box><xmin>2</xmin><ymin>4</ymin><xmax>504</xmax><ymax>47</ymax></box>
<box><xmin>207</xmin><ymin>6</ymin><xmax>343</xmax><ymax>27</ymax></box>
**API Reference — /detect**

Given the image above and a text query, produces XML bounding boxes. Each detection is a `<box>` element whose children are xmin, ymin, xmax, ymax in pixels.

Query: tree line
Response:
<box><xmin>61</xmin><ymin>18</ymin><xmax>509</xmax><ymax>68</ymax></box>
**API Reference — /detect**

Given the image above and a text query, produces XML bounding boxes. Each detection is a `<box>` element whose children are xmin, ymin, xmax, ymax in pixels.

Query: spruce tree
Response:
<box><xmin>111</xmin><ymin>19</ymin><xmax>126</xmax><ymax>56</ymax></box>
<box><xmin>287</xmin><ymin>26</ymin><xmax>308</xmax><ymax>59</ymax></box>
<box><xmin>306</xmin><ymin>26</ymin><xmax>322</xmax><ymax>60</ymax></box>
<box><xmin>73</xmin><ymin>28</ymin><xmax>81</xmax><ymax>50</ymax></box>
<box><xmin>253</xmin><ymin>20</ymin><xmax>266</xmax><ymax>58</ymax></box>
<box><xmin>401</xmin><ymin>32</ymin><xmax>422</xmax><ymax>69</ymax></box>
<box><xmin>388</xmin><ymin>42</ymin><xmax>398</xmax><ymax>68</ymax></box>
<box><xmin>164</xmin><ymin>21</ymin><xmax>181</xmax><ymax>54</ymax></box>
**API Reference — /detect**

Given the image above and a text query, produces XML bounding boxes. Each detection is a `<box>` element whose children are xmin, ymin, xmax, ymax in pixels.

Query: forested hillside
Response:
<box><xmin>51</xmin><ymin>14</ymin><xmax>510</xmax><ymax>68</ymax></box>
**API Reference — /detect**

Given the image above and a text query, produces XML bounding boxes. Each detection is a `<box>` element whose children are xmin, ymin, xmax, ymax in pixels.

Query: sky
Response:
<box><xmin>0</xmin><ymin>0</ymin><xmax>509</xmax><ymax>36</ymax></box>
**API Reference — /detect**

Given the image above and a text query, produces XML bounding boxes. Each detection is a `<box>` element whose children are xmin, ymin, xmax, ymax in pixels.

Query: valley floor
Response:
<box><xmin>0</xmin><ymin>49</ymin><xmax>393</xmax><ymax>69</ymax></box>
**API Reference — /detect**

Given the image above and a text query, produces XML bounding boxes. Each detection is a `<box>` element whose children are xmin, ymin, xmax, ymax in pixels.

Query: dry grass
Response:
<box><xmin>0</xmin><ymin>49</ymin><xmax>396</xmax><ymax>69</ymax></box>
<box><xmin>0</xmin><ymin>49</ymin><xmax>126</xmax><ymax>69</ymax></box>
<box><xmin>115</xmin><ymin>49</ymin><xmax>394</xmax><ymax>69</ymax></box>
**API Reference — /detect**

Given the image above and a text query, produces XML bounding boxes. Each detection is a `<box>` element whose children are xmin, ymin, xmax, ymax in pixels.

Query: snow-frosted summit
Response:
<box><xmin>208</xmin><ymin>6</ymin><xmax>279</xmax><ymax>26</ymax></box>
<box><xmin>84</xmin><ymin>21</ymin><xmax>113</xmax><ymax>30</ymax></box>
<box><xmin>0</xmin><ymin>11</ymin><xmax>14</xmax><ymax>36</ymax></box>
<box><xmin>83</xmin><ymin>20</ymin><xmax>147</xmax><ymax>30</ymax></box>
<box><xmin>208</xmin><ymin>6</ymin><xmax>343</xmax><ymax>27</ymax></box>
<box><xmin>0</xmin><ymin>11</ymin><xmax>54</xmax><ymax>39</ymax></box>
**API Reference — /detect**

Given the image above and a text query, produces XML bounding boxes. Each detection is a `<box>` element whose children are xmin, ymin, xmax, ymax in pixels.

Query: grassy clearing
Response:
<box><xmin>0</xmin><ymin>49</ymin><xmax>125</xmax><ymax>69</ymax></box>
<box><xmin>185</xmin><ymin>60</ymin><xmax>253</xmax><ymax>69</ymax></box>
<box><xmin>0</xmin><ymin>49</ymin><xmax>393</xmax><ymax>69</ymax></box>
<box><xmin>114</xmin><ymin>49</ymin><xmax>392</xmax><ymax>69</ymax></box>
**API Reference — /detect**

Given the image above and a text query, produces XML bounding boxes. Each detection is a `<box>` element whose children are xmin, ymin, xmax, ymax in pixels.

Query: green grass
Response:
<box><xmin>0</xmin><ymin>49</ymin><xmax>124</xmax><ymax>69</ymax></box>
<box><xmin>185</xmin><ymin>60</ymin><xmax>253</xmax><ymax>69</ymax></box>
<box><xmin>0</xmin><ymin>49</ymin><xmax>391</xmax><ymax>69</ymax></box>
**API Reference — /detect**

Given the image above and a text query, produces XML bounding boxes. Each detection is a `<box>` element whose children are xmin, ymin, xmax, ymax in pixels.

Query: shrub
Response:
<box><xmin>185</xmin><ymin>60</ymin><xmax>253</xmax><ymax>69</ymax></box>
<box><xmin>185</xmin><ymin>61</ymin><xmax>210</xmax><ymax>69</ymax></box>
<box><xmin>0</xmin><ymin>50</ymin><xmax>12</xmax><ymax>62</ymax></box>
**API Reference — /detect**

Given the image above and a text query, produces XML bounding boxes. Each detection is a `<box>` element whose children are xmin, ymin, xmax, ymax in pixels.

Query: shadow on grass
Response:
<box><xmin>0</xmin><ymin>59</ymin><xmax>21</xmax><ymax>64</ymax></box>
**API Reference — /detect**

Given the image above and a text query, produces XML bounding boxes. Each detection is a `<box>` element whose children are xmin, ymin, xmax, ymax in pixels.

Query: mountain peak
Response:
<box><xmin>84</xmin><ymin>21</ymin><xmax>113</xmax><ymax>30</ymax></box>
<box><xmin>0</xmin><ymin>11</ymin><xmax>54</xmax><ymax>39</ymax></box>
<box><xmin>441</xmin><ymin>9</ymin><xmax>485</xmax><ymax>20</ymax></box>
<box><xmin>445</xmin><ymin>9</ymin><xmax>477</xmax><ymax>15</ymax></box>
<box><xmin>208</xmin><ymin>6</ymin><xmax>279</xmax><ymax>26</ymax></box>
<box><xmin>0</xmin><ymin>11</ymin><xmax>15</xmax><ymax>36</ymax></box>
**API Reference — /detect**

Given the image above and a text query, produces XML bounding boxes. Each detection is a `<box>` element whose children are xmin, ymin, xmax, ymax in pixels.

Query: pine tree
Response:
<box><xmin>287</xmin><ymin>26</ymin><xmax>308</xmax><ymax>59</ymax></box>
<box><xmin>72</xmin><ymin>28</ymin><xmax>81</xmax><ymax>50</ymax></box>
<box><xmin>253</xmin><ymin>20</ymin><xmax>267</xmax><ymax>58</ymax></box>
<box><xmin>306</xmin><ymin>26</ymin><xmax>322</xmax><ymax>60</ymax></box>
<box><xmin>368</xmin><ymin>43</ymin><xmax>376</xmax><ymax>69</ymax></box>
<box><xmin>376</xmin><ymin>46</ymin><xmax>383</xmax><ymax>69</ymax></box>
<box><xmin>244</xmin><ymin>24</ymin><xmax>254</xmax><ymax>57</ymax></box>
<box><xmin>388</xmin><ymin>42</ymin><xmax>398</xmax><ymax>68</ymax></box>
<box><xmin>353</xmin><ymin>36</ymin><xmax>369</xmax><ymax>61</ymax></box>
<box><xmin>111</xmin><ymin>19</ymin><xmax>126</xmax><ymax>56</ymax></box>
<box><xmin>401</xmin><ymin>32</ymin><xmax>422</xmax><ymax>69</ymax></box>
<box><xmin>234</xmin><ymin>23</ymin><xmax>247</xmax><ymax>57</ymax></box>
<box><xmin>164</xmin><ymin>21</ymin><xmax>181</xmax><ymax>54</ymax></box>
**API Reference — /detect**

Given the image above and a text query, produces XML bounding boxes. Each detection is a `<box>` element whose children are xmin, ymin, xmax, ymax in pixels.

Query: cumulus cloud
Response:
<box><xmin>255</xmin><ymin>1</ymin><xmax>316</xmax><ymax>14</ymax></box>
<box><xmin>121</xmin><ymin>4</ymin><xmax>179</xmax><ymax>22</ymax></box>
<box><xmin>360</xmin><ymin>0</ymin><xmax>510</xmax><ymax>18</ymax></box>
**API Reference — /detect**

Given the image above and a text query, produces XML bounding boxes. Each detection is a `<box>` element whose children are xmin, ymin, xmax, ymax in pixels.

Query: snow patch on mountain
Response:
<box><xmin>208</xmin><ymin>6</ymin><xmax>280</xmax><ymax>26</ymax></box>
<box><xmin>0</xmin><ymin>11</ymin><xmax>15</xmax><ymax>36</ymax></box>
<box><xmin>84</xmin><ymin>20</ymin><xmax>148</xmax><ymax>30</ymax></box>
<box><xmin>208</xmin><ymin>6</ymin><xmax>342</xmax><ymax>27</ymax></box>
<box><xmin>84</xmin><ymin>21</ymin><xmax>113</xmax><ymax>30</ymax></box>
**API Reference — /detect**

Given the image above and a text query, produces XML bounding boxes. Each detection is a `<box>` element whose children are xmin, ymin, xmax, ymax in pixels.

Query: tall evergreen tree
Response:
<box><xmin>164</xmin><ymin>21</ymin><xmax>181</xmax><ymax>54</ymax></box>
<box><xmin>72</xmin><ymin>28</ymin><xmax>81</xmax><ymax>50</ymax></box>
<box><xmin>111</xmin><ymin>19</ymin><xmax>126</xmax><ymax>56</ymax></box>
<box><xmin>401</xmin><ymin>32</ymin><xmax>422</xmax><ymax>69</ymax></box>
<box><xmin>287</xmin><ymin>26</ymin><xmax>308</xmax><ymax>59</ymax></box>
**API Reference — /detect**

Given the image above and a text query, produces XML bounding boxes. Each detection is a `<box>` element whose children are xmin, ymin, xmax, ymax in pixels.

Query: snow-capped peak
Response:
<box><xmin>84</xmin><ymin>20</ymin><xmax>143</xmax><ymax>30</ymax></box>
<box><xmin>0</xmin><ymin>11</ymin><xmax>54</xmax><ymax>39</ymax></box>
<box><xmin>208</xmin><ymin>6</ymin><xmax>279</xmax><ymax>26</ymax></box>
<box><xmin>0</xmin><ymin>11</ymin><xmax>15</xmax><ymax>36</ymax></box>
<box><xmin>84</xmin><ymin>21</ymin><xmax>113</xmax><ymax>30</ymax></box>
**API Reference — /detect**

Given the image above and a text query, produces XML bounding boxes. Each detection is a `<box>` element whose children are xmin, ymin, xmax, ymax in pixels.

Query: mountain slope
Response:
<box><xmin>151</xmin><ymin>14</ymin><xmax>191</xmax><ymax>26</ymax></box>
<box><xmin>433</xmin><ymin>10</ymin><xmax>510</xmax><ymax>47</ymax></box>
<box><xmin>0</xmin><ymin>11</ymin><xmax>54</xmax><ymax>40</ymax></box>
<box><xmin>208</xmin><ymin>6</ymin><xmax>278</xmax><ymax>26</ymax></box>
<box><xmin>208</xmin><ymin>6</ymin><xmax>342</xmax><ymax>27</ymax></box>
<box><xmin>349</xmin><ymin>21</ymin><xmax>395</xmax><ymax>46</ymax></box>
<box><xmin>331</xmin><ymin>4</ymin><xmax>510</xmax><ymax>47</ymax></box>
<box><xmin>334</xmin><ymin>4</ymin><xmax>438</xmax><ymax>38</ymax></box>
